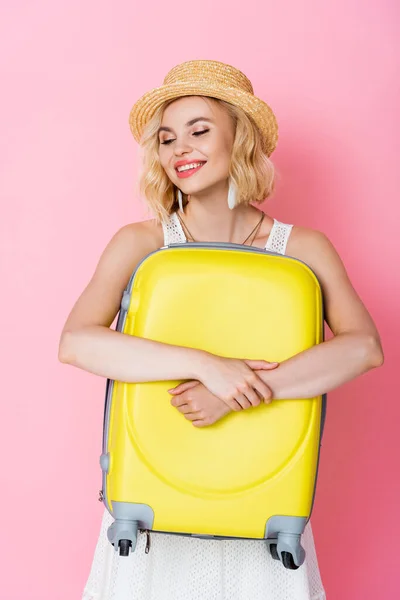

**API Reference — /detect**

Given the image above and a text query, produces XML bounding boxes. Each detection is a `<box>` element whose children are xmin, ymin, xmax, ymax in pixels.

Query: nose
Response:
<box><xmin>173</xmin><ymin>136</ymin><xmax>193</xmax><ymax>156</ymax></box>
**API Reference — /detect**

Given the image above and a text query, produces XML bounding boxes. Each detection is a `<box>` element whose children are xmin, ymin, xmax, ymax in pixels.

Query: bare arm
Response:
<box><xmin>58</xmin><ymin>222</ymin><xmax>205</xmax><ymax>382</ymax></box>
<box><xmin>58</xmin><ymin>222</ymin><xmax>276</xmax><ymax>405</ymax></box>
<box><xmin>60</xmin><ymin>326</ymin><xmax>207</xmax><ymax>382</ymax></box>
<box><xmin>256</xmin><ymin>332</ymin><xmax>381</xmax><ymax>400</ymax></box>
<box><xmin>254</xmin><ymin>230</ymin><xmax>384</xmax><ymax>399</ymax></box>
<box><xmin>168</xmin><ymin>228</ymin><xmax>384</xmax><ymax>427</ymax></box>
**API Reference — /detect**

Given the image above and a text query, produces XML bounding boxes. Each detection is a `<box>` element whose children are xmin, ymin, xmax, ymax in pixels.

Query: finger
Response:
<box><xmin>226</xmin><ymin>398</ymin><xmax>244</xmax><ymax>412</ymax></box>
<box><xmin>252</xmin><ymin>380</ymin><xmax>274</xmax><ymax>404</ymax></box>
<box><xmin>168</xmin><ymin>380</ymin><xmax>199</xmax><ymax>394</ymax></box>
<box><xmin>253</xmin><ymin>388</ymin><xmax>267</xmax><ymax>401</ymax></box>
<box><xmin>184</xmin><ymin>411</ymin><xmax>204</xmax><ymax>422</ymax></box>
<box><xmin>243</xmin><ymin>360</ymin><xmax>279</xmax><ymax>370</ymax></box>
<box><xmin>241</xmin><ymin>386</ymin><xmax>261</xmax><ymax>407</ymax></box>
<box><xmin>176</xmin><ymin>404</ymin><xmax>193</xmax><ymax>415</ymax></box>
<box><xmin>192</xmin><ymin>419</ymin><xmax>211</xmax><ymax>428</ymax></box>
<box><xmin>170</xmin><ymin>394</ymin><xmax>188</xmax><ymax>408</ymax></box>
<box><xmin>234</xmin><ymin>392</ymin><xmax>252</xmax><ymax>410</ymax></box>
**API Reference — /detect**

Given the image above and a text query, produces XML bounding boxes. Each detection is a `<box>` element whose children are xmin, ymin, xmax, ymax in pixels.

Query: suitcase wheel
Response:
<box><xmin>269</xmin><ymin>543</ymin><xmax>280</xmax><ymax>561</ymax></box>
<box><xmin>281</xmin><ymin>551</ymin><xmax>300</xmax><ymax>570</ymax></box>
<box><xmin>108</xmin><ymin>520</ymin><xmax>138</xmax><ymax>556</ymax></box>
<box><xmin>118</xmin><ymin>539</ymin><xmax>132</xmax><ymax>557</ymax></box>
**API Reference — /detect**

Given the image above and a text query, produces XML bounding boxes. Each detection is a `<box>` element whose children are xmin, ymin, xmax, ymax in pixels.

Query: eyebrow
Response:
<box><xmin>158</xmin><ymin>117</ymin><xmax>214</xmax><ymax>135</ymax></box>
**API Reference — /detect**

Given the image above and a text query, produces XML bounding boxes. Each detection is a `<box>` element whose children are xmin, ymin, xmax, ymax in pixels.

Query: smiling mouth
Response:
<box><xmin>175</xmin><ymin>162</ymin><xmax>206</xmax><ymax>178</ymax></box>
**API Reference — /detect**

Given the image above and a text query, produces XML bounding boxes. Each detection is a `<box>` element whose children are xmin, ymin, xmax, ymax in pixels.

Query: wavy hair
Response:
<box><xmin>137</xmin><ymin>96</ymin><xmax>277</xmax><ymax>224</ymax></box>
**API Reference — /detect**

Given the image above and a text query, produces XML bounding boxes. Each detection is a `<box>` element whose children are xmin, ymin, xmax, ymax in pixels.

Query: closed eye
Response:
<box><xmin>160</xmin><ymin>130</ymin><xmax>209</xmax><ymax>145</ymax></box>
<box><xmin>193</xmin><ymin>129</ymin><xmax>209</xmax><ymax>136</ymax></box>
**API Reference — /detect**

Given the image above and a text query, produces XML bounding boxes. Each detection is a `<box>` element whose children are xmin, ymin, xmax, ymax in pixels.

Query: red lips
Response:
<box><xmin>174</xmin><ymin>159</ymin><xmax>206</xmax><ymax>169</ymax></box>
<box><xmin>175</xmin><ymin>162</ymin><xmax>206</xmax><ymax>179</ymax></box>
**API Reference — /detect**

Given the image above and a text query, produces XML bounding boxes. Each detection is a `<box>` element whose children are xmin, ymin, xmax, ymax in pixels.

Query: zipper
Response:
<box><xmin>145</xmin><ymin>530</ymin><xmax>151</xmax><ymax>553</ymax></box>
<box><xmin>140</xmin><ymin>529</ymin><xmax>151</xmax><ymax>554</ymax></box>
<box><xmin>101</xmin><ymin>243</ymin><xmax>325</xmax><ymax>529</ymax></box>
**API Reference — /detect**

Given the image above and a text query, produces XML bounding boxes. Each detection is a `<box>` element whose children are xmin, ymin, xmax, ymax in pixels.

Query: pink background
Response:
<box><xmin>1</xmin><ymin>1</ymin><xmax>398</xmax><ymax>599</ymax></box>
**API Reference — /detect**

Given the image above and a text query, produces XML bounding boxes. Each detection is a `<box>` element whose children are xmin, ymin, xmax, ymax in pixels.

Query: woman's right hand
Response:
<box><xmin>195</xmin><ymin>353</ymin><xmax>279</xmax><ymax>411</ymax></box>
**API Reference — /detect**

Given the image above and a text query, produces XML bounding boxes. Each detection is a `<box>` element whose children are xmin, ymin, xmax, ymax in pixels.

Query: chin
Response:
<box><xmin>177</xmin><ymin>183</ymin><xmax>206</xmax><ymax>195</ymax></box>
<box><xmin>181</xmin><ymin>179</ymin><xmax>221</xmax><ymax>196</ymax></box>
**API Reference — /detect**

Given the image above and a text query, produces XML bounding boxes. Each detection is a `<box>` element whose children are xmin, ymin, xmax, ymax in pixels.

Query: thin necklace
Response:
<box><xmin>176</xmin><ymin>211</ymin><xmax>265</xmax><ymax>246</ymax></box>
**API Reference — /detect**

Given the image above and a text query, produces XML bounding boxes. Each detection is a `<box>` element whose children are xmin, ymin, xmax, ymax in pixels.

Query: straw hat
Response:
<box><xmin>128</xmin><ymin>59</ymin><xmax>279</xmax><ymax>157</ymax></box>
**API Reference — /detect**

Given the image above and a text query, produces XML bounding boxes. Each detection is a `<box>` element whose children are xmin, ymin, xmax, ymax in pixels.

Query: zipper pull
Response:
<box><xmin>145</xmin><ymin>530</ymin><xmax>151</xmax><ymax>554</ymax></box>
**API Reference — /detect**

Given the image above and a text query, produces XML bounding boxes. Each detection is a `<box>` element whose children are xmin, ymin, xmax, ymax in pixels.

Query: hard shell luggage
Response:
<box><xmin>99</xmin><ymin>242</ymin><xmax>327</xmax><ymax>570</ymax></box>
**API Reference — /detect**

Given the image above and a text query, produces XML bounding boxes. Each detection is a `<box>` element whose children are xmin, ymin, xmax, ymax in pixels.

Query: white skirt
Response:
<box><xmin>82</xmin><ymin>509</ymin><xmax>326</xmax><ymax>600</ymax></box>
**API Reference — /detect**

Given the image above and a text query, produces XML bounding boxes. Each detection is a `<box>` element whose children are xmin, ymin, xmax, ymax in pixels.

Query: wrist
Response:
<box><xmin>257</xmin><ymin>369</ymin><xmax>279</xmax><ymax>400</ymax></box>
<box><xmin>190</xmin><ymin>349</ymin><xmax>215</xmax><ymax>380</ymax></box>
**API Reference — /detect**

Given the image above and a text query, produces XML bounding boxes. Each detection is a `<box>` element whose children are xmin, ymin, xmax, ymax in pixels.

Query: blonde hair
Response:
<box><xmin>137</xmin><ymin>96</ymin><xmax>277</xmax><ymax>224</ymax></box>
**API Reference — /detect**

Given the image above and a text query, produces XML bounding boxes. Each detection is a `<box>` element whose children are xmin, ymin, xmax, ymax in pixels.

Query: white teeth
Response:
<box><xmin>176</xmin><ymin>162</ymin><xmax>204</xmax><ymax>172</ymax></box>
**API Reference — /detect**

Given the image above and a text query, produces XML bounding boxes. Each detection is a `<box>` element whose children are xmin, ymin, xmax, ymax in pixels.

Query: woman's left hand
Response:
<box><xmin>168</xmin><ymin>380</ymin><xmax>232</xmax><ymax>427</ymax></box>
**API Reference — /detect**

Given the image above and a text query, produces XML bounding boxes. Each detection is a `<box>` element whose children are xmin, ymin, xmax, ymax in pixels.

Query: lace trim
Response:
<box><xmin>162</xmin><ymin>213</ymin><xmax>293</xmax><ymax>255</ymax></box>
<box><xmin>161</xmin><ymin>212</ymin><xmax>186</xmax><ymax>245</ymax></box>
<box><xmin>83</xmin><ymin>589</ymin><xmax>326</xmax><ymax>600</ymax></box>
<box><xmin>265</xmin><ymin>219</ymin><xmax>294</xmax><ymax>255</ymax></box>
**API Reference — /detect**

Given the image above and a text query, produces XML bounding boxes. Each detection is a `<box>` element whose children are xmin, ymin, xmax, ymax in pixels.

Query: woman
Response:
<box><xmin>59</xmin><ymin>60</ymin><xmax>384</xmax><ymax>600</ymax></box>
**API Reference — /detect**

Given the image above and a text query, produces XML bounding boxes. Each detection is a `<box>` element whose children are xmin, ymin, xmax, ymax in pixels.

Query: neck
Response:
<box><xmin>181</xmin><ymin>180</ymin><xmax>261</xmax><ymax>243</ymax></box>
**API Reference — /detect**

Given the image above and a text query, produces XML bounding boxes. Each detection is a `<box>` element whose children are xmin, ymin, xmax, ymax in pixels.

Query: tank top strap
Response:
<box><xmin>264</xmin><ymin>218</ymin><xmax>294</xmax><ymax>255</ymax></box>
<box><xmin>163</xmin><ymin>213</ymin><xmax>293</xmax><ymax>255</ymax></box>
<box><xmin>162</xmin><ymin>211</ymin><xmax>187</xmax><ymax>245</ymax></box>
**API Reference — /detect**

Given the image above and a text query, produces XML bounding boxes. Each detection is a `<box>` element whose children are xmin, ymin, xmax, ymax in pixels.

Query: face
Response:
<box><xmin>157</xmin><ymin>96</ymin><xmax>235</xmax><ymax>196</ymax></box>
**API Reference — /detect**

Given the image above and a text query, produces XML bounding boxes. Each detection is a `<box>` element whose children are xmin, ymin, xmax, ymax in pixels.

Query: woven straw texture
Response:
<box><xmin>128</xmin><ymin>60</ymin><xmax>279</xmax><ymax>156</ymax></box>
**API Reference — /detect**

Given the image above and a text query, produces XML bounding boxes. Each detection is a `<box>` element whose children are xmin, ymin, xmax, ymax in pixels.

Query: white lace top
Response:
<box><xmin>81</xmin><ymin>213</ymin><xmax>326</xmax><ymax>600</ymax></box>
<box><xmin>162</xmin><ymin>211</ymin><xmax>294</xmax><ymax>254</ymax></box>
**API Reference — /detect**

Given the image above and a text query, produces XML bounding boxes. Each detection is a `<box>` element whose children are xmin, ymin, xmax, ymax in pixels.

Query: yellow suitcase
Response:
<box><xmin>100</xmin><ymin>242</ymin><xmax>326</xmax><ymax>569</ymax></box>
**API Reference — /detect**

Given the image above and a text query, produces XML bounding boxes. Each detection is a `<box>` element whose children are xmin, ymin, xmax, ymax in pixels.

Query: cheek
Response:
<box><xmin>208</xmin><ymin>142</ymin><xmax>231</xmax><ymax>174</ymax></box>
<box><xmin>158</xmin><ymin>147</ymin><xmax>171</xmax><ymax>171</ymax></box>
<box><xmin>208</xmin><ymin>135</ymin><xmax>232</xmax><ymax>164</ymax></box>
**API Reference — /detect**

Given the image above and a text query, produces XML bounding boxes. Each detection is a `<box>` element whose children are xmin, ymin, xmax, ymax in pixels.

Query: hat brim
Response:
<box><xmin>128</xmin><ymin>82</ymin><xmax>278</xmax><ymax>157</ymax></box>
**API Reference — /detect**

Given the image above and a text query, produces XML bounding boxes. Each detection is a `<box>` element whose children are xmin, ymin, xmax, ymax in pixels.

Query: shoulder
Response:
<box><xmin>286</xmin><ymin>226</ymin><xmax>351</xmax><ymax>332</ymax></box>
<box><xmin>60</xmin><ymin>218</ymin><xmax>165</xmax><ymax>336</ymax></box>
<box><xmin>94</xmin><ymin>218</ymin><xmax>164</xmax><ymax>286</ymax></box>
<box><xmin>287</xmin><ymin>224</ymin><xmax>334</xmax><ymax>255</ymax></box>
<box><xmin>286</xmin><ymin>224</ymin><xmax>348</xmax><ymax>286</ymax></box>
<box><xmin>108</xmin><ymin>217</ymin><xmax>164</xmax><ymax>255</ymax></box>
<box><xmin>285</xmin><ymin>223</ymin><xmax>384</xmax><ymax>346</ymax></box>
